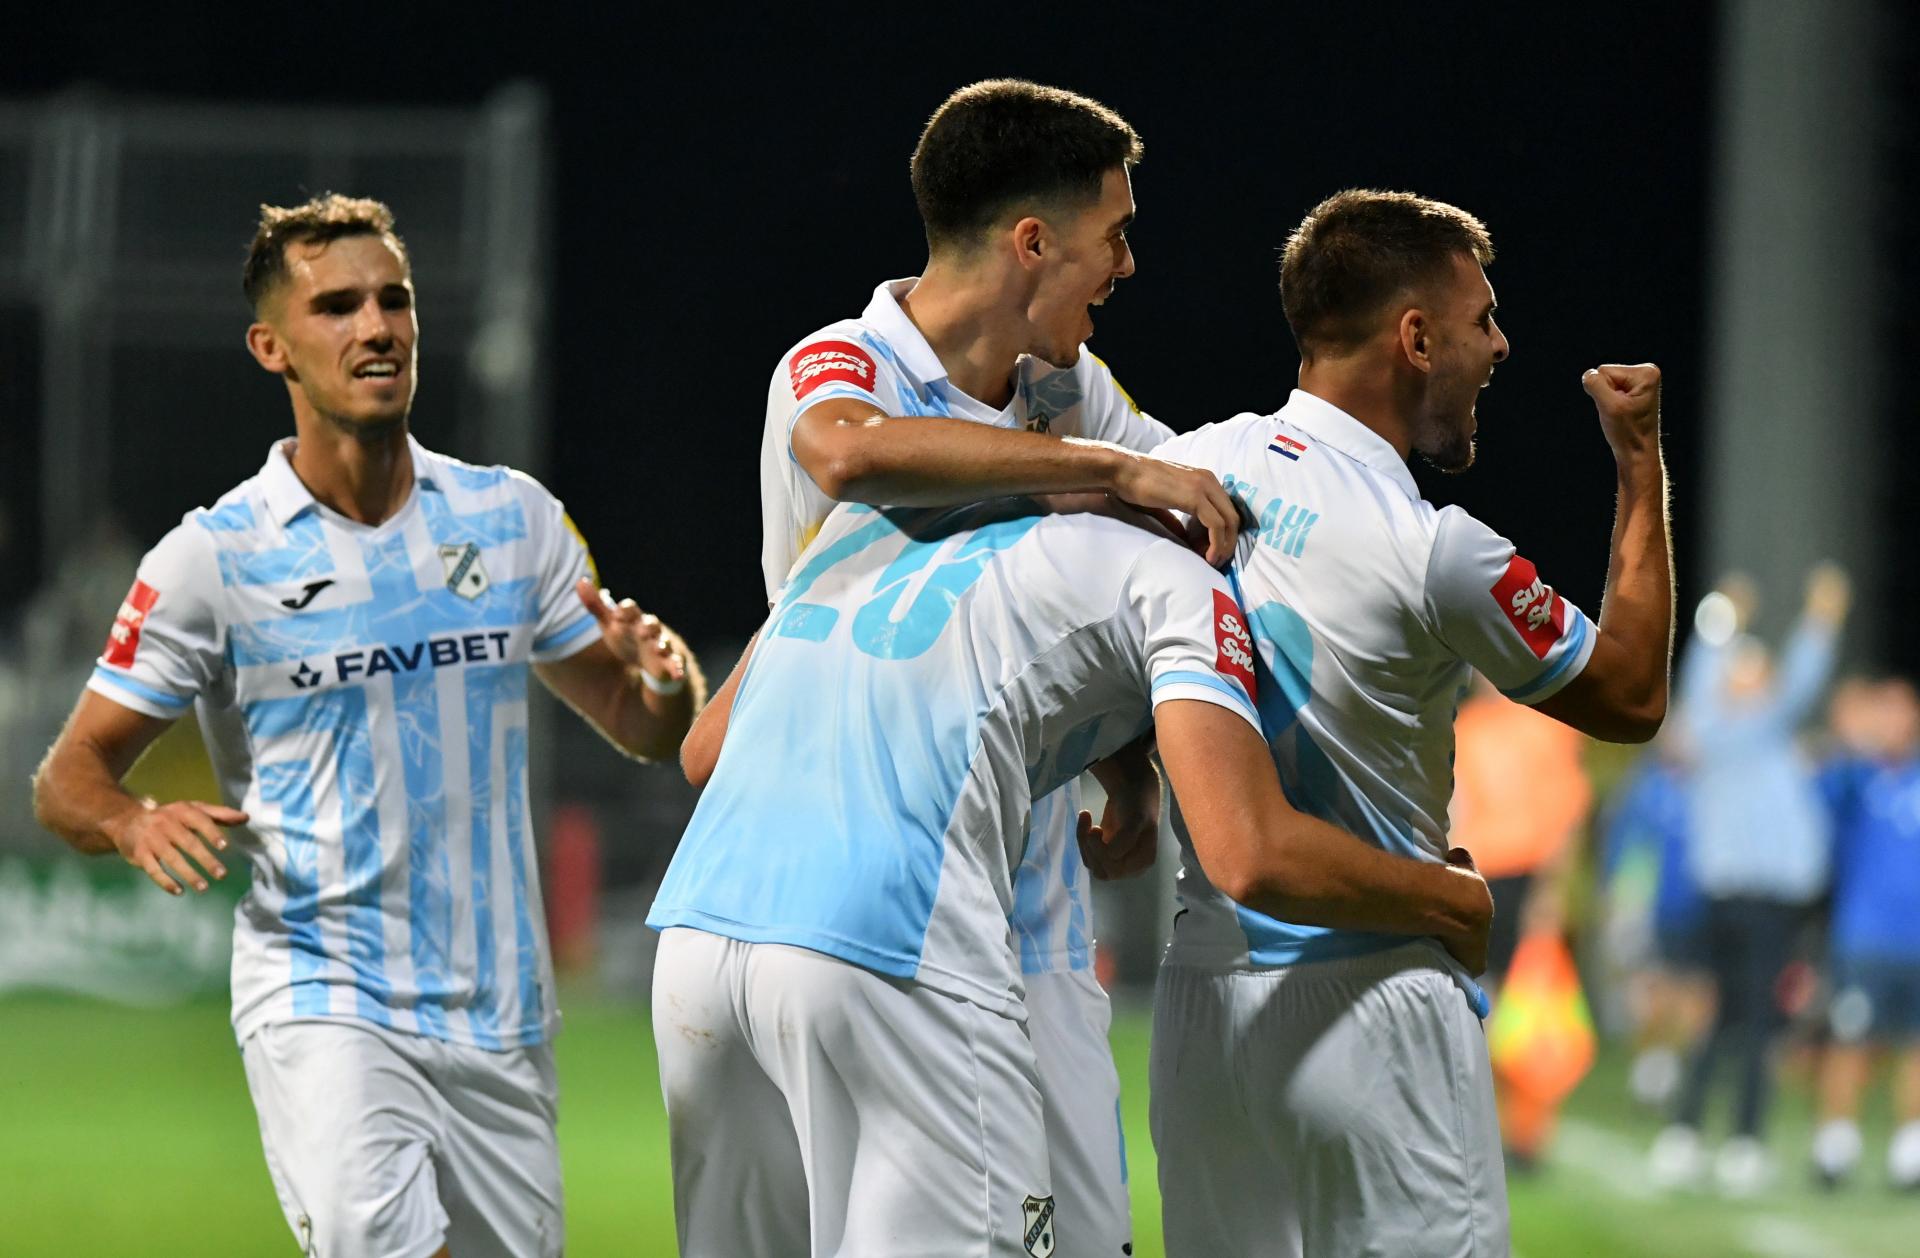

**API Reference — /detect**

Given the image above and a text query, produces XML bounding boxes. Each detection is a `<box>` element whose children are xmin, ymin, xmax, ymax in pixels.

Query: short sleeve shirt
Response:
<box><xmin>88</xmin><ymin>437</ymin><xmax>600</xmax><ymax>1048</ymax></box>
<box><xmin>1153</xmin><ymin>390</ymin><xmax>1598</xmax><ymax>969</ymax></box>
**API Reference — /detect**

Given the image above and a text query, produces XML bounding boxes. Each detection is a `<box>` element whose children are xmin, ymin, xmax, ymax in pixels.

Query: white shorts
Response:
<box><xmin>240</xmin><ymin>1020</ymin><xmax>562</xmax><ymax>1258</ymax></box>
<box><xmin>1149</xmin><ymin>942</ymin><xmax>1508</xmax><ymax>1258</ymax></box>
<box><xmin>652</xmin><ymin>926</ymin><xmax>1054</xmax><ymax>1257</ymax></box>
<box><xmin>1026</xmin><ymin>967</ymin><xmax>1130</xmax><ymax>1258</ymax></box>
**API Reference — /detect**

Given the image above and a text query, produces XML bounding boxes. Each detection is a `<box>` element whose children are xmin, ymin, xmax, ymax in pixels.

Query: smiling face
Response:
<box><xmin>1024</xmin><ymin>166</ymin><xmax>1137</xmax><ymax>369</ymax></box>
<box><xmin>247</xmin><ymin>233</ymin><xmax>418</xmax><ymax>433</ymax></box>
<box><xmin>1410</xmin><ymin>252</ymin><xmax>1509</xmax><ymax>473</ymax></box>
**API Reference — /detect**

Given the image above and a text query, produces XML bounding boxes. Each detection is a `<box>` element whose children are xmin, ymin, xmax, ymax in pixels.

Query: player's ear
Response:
<box><xmin>1397</xmin><ymin>307</ymin><xmax>1432</xmax><ymax>373</ymax></box>
<box><xmin>1010</xmin><ymin>215</ymin><xmax>1047</xmax><ymax>273</ymax></box>
<box><xmin>246</xmin><ymin>320</ymin><xmax>289</xmax><ymax>375</ymax></box>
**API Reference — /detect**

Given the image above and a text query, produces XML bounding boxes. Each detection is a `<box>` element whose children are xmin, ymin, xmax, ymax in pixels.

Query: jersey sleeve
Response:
<box><xmin>1424</xmin><ymin>507</ymin><xmax>1597</xmax><ymax>705</ymax></box>
<box><xmin>1120</xmin><ymin>541</ymin><xmax>1263</xmax><ymax>733</ymax></box>
<box><xmin>85</xmin><ymin>521</ymin><xmax>223</xmax><ymax>719</ymax></box>
<box><xmin>522</xmin><ymin>479</ymin><xmax>604</xmax><ymax>663</ymax></box>
<box><xmin>777</xmin><ymin>332</ymin><xmax>901</xmax><ymax>454</ymax></box>
<box><xmin>1074</xmin><ymin>352</ymin><xmax>1173</xmax><ymax>452</ymax></box>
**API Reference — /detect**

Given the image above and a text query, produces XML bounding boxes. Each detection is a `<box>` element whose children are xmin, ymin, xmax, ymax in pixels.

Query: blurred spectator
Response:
<box><xmin>1601</xmin><ymin>733</ymin><xmax>1712</xmax><ymax>1110</ymax></box>
<box><xmin>1450</xmin><ymin>674</ymin><xmax>1593</xmax><ymax>1167</ymax></box>
<box><xmin>1810</xmin><ymin>678</ymin><xmax>1920</xmax><ymax>1190</ymax></box>
<box><xmin>1651</xmin><ymin>566</ymin><xmax>1849</xmax><ymax>1194</ymax></box>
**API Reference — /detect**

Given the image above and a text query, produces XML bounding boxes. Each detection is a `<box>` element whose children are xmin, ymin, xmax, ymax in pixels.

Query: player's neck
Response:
<box><xmin>1297</xmin><ymin>357</ymin><xmax>1417</xmax><ymax>462</ymax></box>
<box><xmin>287</xmin><ymin>409</ymin><xmax>415</xmax><ymax>526</ymax></box>
<box><xmin>900</xmin><ymin>264</ymin><xmax>1024</xmax><ymax>410</ymax></box>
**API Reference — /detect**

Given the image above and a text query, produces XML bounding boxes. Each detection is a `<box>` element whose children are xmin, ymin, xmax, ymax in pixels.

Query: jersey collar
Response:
<box><xmin>1279</xmin><ymin>389</ymin><xmax>1421</xmax><ymax>501</ymax></box>
<box><xmin>258</xmin><ymin>433</ymin><xmax>437</xmax><ymax>525</ymax></box>
<box><xmin>861</xmin><ymin>277</ymin><xmax>950</xmax><ymax>387</ymax></box>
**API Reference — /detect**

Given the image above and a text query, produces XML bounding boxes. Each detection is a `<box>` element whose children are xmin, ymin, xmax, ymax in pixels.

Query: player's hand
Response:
<box><xmin>575</xmin><ymin>579</ymin><xmax>685</xmax><ymax>685</ymax></box>
<box><xmin>1805</xmin><ymin>562</ymin><xmax>1851</xmax><ymax>625</ymax></box>
<box><xmin>102</xmin><ymin>798</ymin><xmax>246</xmax><ymax>896</ymax></box>
<box><xmin>1075</xmin><ymin>800</ymin><xmax>1159</xmax><ymax>881</ymax></box>
<box><xmin>1581</xmin><ymin>363</ymin><xmax>1662</xmax><ymax>461</ymax></box>
<box><xmin>1438</xmin><ymin>846</ymin><xmax>1494</xmax><ymax>975</ymax></box>
<box><xmin>1107</xmin><ymin>452</ymin><xmax>1243</xmax><ymax>568</ymax></box>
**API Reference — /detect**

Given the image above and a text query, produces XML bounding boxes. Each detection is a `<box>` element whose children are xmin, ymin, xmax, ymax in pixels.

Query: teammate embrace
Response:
<box><xmin>659</xmin><ymin>79</ymin><xmax>1673</xmax><ymax>1258</ymax></box>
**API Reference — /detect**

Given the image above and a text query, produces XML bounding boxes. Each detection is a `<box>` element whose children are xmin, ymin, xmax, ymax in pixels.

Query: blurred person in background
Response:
<box><xmin>1651</xmin><ymin>565</ymin><xmax>1850</xmax><ymax>1195</ymax></box>
<box><xmin>1599</xmin><ymin>731</ymin><xmax>1712</xmax><ymax>1110</ymax></box>
<box><xmin>1810</xmin><ymin>677</ymin><xmax>1920</xmax><ymax>1190</ymax></box>
<box><xmin>31</xmin><ymin>194</ymin><xmax>703</xmax><ymax>1258</ymax></box>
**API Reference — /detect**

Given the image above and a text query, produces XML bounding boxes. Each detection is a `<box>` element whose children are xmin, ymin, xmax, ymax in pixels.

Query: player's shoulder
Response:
<box><xmin>1155</xmin><ymin>411</ymin><xmax>1274</xmax><ymax>463</ymax></box>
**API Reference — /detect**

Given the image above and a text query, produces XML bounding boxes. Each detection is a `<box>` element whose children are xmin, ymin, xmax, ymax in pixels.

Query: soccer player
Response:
<box><xmin>759</xmin><ymin>79</ymin><xmax>1237</xmax><ymax>1256</ymax></box>
<box><xmin>654</xmin><ymin>495</ymin><xmax>1494</xmax><ymax>1258</ymax></box>
<box><xmin>30</xmin><ymin>194</ymin><xmax>702</xmax><ymax>1258</ymax></box>
<box><xmin>1146</xmin><ymin>189</ymin><xmax>1673</xmax><ymax>1256</ymax></box>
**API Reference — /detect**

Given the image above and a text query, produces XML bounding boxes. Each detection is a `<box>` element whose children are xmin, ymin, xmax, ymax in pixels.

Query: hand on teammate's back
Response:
<box><xmin>1580</xmin><ymin>363</ymin><xmax>1662</xmax><ymax>459</ymax></box>
<box><xmin>1104</xmin><ymin>450</ymin><xmax>1244</xmax><ymax>568</ymax></box>
<box><xmin>104</xmin><ymin>798</ymin><xmax>247</xmax><ymax>896</ymax></box>
<box><xmin>1439</xmin><ymin>846</ymin><xmax>1495</xmax><ymax>975</ymax></box>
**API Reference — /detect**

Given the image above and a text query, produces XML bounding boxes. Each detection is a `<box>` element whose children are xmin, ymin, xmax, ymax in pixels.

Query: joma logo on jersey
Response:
<box><xmin>1212</xmin><ymin>589</ymin><xmax>1259</xmax><ymax>700</ymax></box>
<box><xmin>304</xmin><ymin>630</ymin><xmax>514</xmax><ymax>686</ymax></box>
<box><xmin>1489</xmin><ymin>554</ymin><xmax>1566</xmax><ymax>660</ymax></box>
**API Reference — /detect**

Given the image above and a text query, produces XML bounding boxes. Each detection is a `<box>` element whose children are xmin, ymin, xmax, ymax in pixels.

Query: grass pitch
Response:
<box><xmin>1</xmin><ymin>991</ymin><xmax>1911</xmax><ymax>1256</ymax></box>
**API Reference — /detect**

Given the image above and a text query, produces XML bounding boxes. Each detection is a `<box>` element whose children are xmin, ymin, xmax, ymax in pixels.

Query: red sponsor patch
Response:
<box><xmin>1489</xmin><ymin>555</ymin><xmax>1566</xmax><ymax>660</ymax></box>
<box><xmin>788</xmin><ymin>340</ymin><xmax>879</xmax><ymax>401</ymax></box>
<box><xmin>1212</xmin><ymin>589</ymin><xmax>1259</xmax><ymax>701</ymax></box>
<box><xmin>103</xmin><ymin>579</ymin><xmax>161</xmax><ymax>668</ymax></box>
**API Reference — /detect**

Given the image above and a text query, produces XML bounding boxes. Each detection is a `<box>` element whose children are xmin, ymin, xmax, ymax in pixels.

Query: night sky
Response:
<box><xmin>12</xmin><ymin>6</ymin><xmax>1906</xmax><ymax>666</ymax></box>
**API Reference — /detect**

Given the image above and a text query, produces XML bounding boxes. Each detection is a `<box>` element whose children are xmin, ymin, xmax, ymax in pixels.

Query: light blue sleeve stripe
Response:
<box><xmin>532</xmin><ymin>612</ymin><xmax>599</xmax><ymax>656</ymax></box>
<box><xmin>1502</xmin><ymin>612</ymin><xmax>1593</xmax><ymax>704</ymax></box>
<box><xmin>1153</xmin><ymin>668</ymin><xmax>1260</xmax><ymax>726</ymax></box>
<box><xmin>90</xmin><ymin>666</ymin><xmax>193</xmax><ymax>713</ymax></box>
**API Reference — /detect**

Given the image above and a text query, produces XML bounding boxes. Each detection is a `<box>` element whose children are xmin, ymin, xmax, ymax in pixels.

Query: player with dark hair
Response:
<box><xmin>1146</xmin><ymin>188</ymin><xmax>1673</xmax><ymax>1255</ymax></box>
<box><xmin>33</xmin><ymin>192</ymin><xmax>704</xmax><ymax>1258</ymax></box>
<box><xmin>757</xmin><ymin>79</ymin><xmax>1239</xmax><ymax>1256</ymax></box>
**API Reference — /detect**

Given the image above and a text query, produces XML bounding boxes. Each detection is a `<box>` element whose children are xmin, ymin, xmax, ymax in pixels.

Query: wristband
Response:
<box><xmin>639</xmin><ymin>663</ymin><xmax>687</xmax><ymax>696</ymax></box>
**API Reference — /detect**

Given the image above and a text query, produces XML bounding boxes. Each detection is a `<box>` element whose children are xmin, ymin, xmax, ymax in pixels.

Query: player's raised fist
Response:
<box><xmin>1581</xmin><ymin>362</ymin><xmax>1662</xmax><ymax>457</ymax></box>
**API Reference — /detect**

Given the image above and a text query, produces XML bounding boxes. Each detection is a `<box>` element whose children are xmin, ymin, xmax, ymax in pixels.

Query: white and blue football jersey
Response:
<box><xmin>651</xmin><ymin>500</ymin><xmax>1260</xmax><ymax>1014</ymax></box>
<box><xmin>757</xmin><ymin>277</ymin><xmax>1172</xmax><ymax>977</ymax></box>
<box><xmin>89</xmin><ymin>437</ymin><xmax>600</xmax><ymax>1049</ymax></box>
<box><xmin>1154</xmin><ymin>391</ymin><xmax>1599</xmax><ymax>970</ymax></box>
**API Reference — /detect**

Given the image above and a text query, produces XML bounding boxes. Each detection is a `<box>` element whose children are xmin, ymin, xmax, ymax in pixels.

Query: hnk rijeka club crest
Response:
<box><xmin>1022</xmin><ymin>1194</ymin><xmax>1056</xmax><ymax>1258</ymax></box>
<box><xmin>439</xmin><ymin>542</ymin><xmax>490</xmax><ymax>599</ymax></box>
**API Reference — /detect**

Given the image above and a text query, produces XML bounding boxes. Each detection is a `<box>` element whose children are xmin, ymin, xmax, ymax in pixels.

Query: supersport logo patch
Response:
<box><xmin>788</xmin><ymin>340</ymin><xmax>879</xmax><ymax>401</ymax></box>
<box><xmin>1212</xmin><ymin>589</ymin><xmax>1259</xmax><ymax>700</ymax></box>
<box><xmin>104</xmin><ymin>580</ymin><xmax>160</xmax><ymax>668</ymax></box>
<box><xmin>1489</xmin><ymin>554</ymin><xmax>1566</xmax><ymax>660</ymax></box>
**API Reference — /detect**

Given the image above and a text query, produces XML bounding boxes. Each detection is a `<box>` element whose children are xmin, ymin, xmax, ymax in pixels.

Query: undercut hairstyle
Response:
<box><xmin>1279</xmin><ymin>189</ymin><xmax>1494</xmax><ymax>356</ymax></box>
<box><xmin>243</xmin><ymin>193</ymin><xmax>409</xmax><ymax>314</ymax></box>
<box><xmin>911</xmin><ymin>79</ymin><xmax>1143</xmax><ymax>253</ymax></box>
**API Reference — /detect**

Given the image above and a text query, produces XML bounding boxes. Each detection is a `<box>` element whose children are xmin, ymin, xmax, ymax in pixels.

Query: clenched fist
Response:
<box><xmin>1581</xmin><ymin>363</ymin><xmax>1662</xmax><ymax>461</ymax></box>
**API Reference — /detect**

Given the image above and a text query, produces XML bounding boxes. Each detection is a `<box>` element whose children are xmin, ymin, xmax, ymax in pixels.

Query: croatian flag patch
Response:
<box><xmin>1269</xmin><ymin>434</ymin><xmax>1308</xmax><ymax>461</ymax></box>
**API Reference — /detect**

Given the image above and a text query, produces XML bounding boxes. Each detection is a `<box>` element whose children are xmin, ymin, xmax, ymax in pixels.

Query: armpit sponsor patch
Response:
<box><xmin>1490</xmin><ymin>555</ymin><xmax>1566</xmax><ymax>659</ymax></box>
<box><xmin>788</xmin><ymin>340</ymin><xmax>879</xmax><ymax>401</ymax></box>
<box><xmin>103</xmin><ymin>579</ymin><xmax>160</xmax><ymax>668</ymax></box>
<box><xmin>1212</xmin><ymin>589</ymin><xmax>1259</xmax><ymax>700</ymax></box>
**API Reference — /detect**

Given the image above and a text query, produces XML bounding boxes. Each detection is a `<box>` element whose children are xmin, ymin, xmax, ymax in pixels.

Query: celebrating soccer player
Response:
<box><xmin>1146</xmin><ymin>189</ymin><xmax>1673</xmax><ymax>1256</ymax></box>
<box><xmin>32</xmin><ymin>194</ymin><xmax>703</xmax><ymax>1258</ymax></box>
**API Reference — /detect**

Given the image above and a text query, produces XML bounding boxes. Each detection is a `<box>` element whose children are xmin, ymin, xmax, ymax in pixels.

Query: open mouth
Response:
<box><xmin>353</xmin><ymin>361</ymin><xmax>401</xmax><ymax>381</ymax></box>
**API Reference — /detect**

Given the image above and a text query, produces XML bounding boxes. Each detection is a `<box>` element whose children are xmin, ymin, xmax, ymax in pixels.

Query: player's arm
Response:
<box><xmin>791</xmin><ymin>396</ymin><xmax>1242</xmax><ymax>566</ymax></box>
<box><xmin>31</xmin><ymin>693</ymin><xmax>244</xmax><ymax>896</ymax></box>
<box><xmin>1532</xmin><ymin>364</ymin><xmax>1672</xmax><ymax>743</ymax></box>
<box><xmin>1156</xmin><ymin>699</ymin><xmax>1494</xmax><ymax>972</ymax></box>
<box><xmin>680</xmin><ymin>630</ymin><xmax>758</xmax><ymax>789</ymax></box>
<box><xmin>534</xmin><ymin>580</ymin><xmax>706</xmax><ymax>763</ymax></box>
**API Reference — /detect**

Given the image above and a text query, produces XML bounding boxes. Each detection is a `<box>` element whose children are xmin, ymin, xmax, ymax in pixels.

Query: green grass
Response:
<box><xmin>1</xmin><ymin>991</ymin><xmax>1912</xmax><ymax>1256</ymax></box>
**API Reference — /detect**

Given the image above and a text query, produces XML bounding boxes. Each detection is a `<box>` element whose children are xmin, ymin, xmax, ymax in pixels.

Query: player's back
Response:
<box><xmin>1155</xmin><ymin>391</ymin><xmax>1596</xmax><ymax>968</ymax></box>
<box><xmin>650</xmin><ymin>499</ymin><xmax>1245</xmax><ymax>1013</ymax></box>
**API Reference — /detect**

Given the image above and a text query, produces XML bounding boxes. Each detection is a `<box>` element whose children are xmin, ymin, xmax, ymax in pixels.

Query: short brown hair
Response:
<box><xmin>243</xmin><ymin>193</ymin><xmax>409</xmax><ymax>313</ymax></box>
<box><xmin>911</xmin><ymin>79</ymin><xmax>1142</xmax><ymax>253</ymax></box>
<box><xmin>1279</xmin><ymin>189</ymin><xmax>1494</xmax><ymax>355</ymax></box>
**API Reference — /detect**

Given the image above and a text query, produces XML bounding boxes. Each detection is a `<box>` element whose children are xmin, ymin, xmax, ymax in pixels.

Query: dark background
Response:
<box><xmin>8</xmin><ymin>5</ymin><xmax>1911</xmax><ymax>664</ymax></box>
